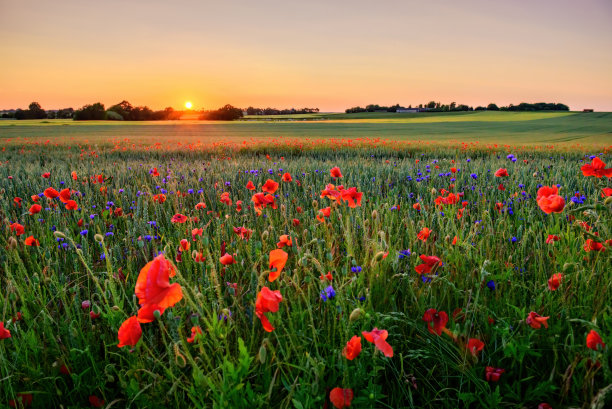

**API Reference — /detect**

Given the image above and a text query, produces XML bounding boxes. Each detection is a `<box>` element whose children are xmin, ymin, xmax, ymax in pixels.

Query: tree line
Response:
<box><xmin>245</xmin><ymin>107</ymin><xmax>320</xmax><ymax>115</ymax></box>
<box><xmin>346</xmin><ymin>101</ymin><xmax>569</xmax><ymax>113</ymax></box>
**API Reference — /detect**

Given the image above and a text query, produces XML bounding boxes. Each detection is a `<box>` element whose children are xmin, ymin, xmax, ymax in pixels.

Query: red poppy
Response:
<box><xmin>320</xmin><ymin>271</ymin><xmax>333</xmax><ymax>281</ymax></box>
<box><xmin>526</xmin><ymin>311</ymin><xmax>549</xmax><ymax>329</ymax></box>
<box><xmin>341</xmin><ymin>187</ymin><xmax>363</xmax><ymax>208</ymax></box>
<box><xmin>277</xmin><ymin>235</ymin><xmax>292</xmax><ymax>248</ymax></box>
<box><xmin>187</xmin><ymin>326</ymin><xmax>203</xmax><ymax>343</ymax></box>
<box><xmin>134</xmin><ymin>254</ymin><xmax>183</xmax><ymax>323</ymax></box>
<box><xmin>584</xmin><ymin>239</ymin><xmax>605</xmax><ymax>252</ymax></box>
<box><xmin>24</xmin><ymin>236</ymin><xmax>40</xmax><ymax>246</ymax></box>
<box><xmin>494</xmin><ymin>168</ymin><xmax>509</xmax><ymax>177</ymax></box>
<box><xmin>417</xmin><ymin>227</ymin><xmax>432</xmax><ymax>241</ymax></box>
<box><xmin>586</xmin><ymin>329</ymin><xmax>605</xmax><ymax>351</ymax></box>
<box><xmin>255</xmin><ymin>286</ymin><xmax>283</xmax><ymax>332</ymax></box>
<box><xmin>44</xmin><ymin>187</ymin><xmax>60</xmax><ymax>199</ymax></box>
<box><xmin>485</xmin><ymin>366</ymin><xmax>505</xmax><ymax>382</ymax></box>
<box><xmin>180</xmin><ymin>239</ymin><xmax>190</xmax><ymax>251</ymax></box>
<box><xmin>467</xmin><ymin>338</ymin><xmax>484</xmax><ymax>356</ymax></box>
<box><xmin>268</xmin><ymin>249</ymin><xmax>288</xmax><ymax>282</ymax></box>
<box><xmin>236</xmin><ymin>200</ymin><xmax>243</xmax><ymax>212</ymax></box>
<box><xmin>195</xmin><ymin>202</ymin><xmax>206</xmax><ymax>210</ymax></box>
<box><xmin>316</xmin><ymin>207</ymin><xmax>331</xmax><ymax>222</ymax></box>
<box><xmin>452</xmin><ymin>236</ymin><xmax>458</xmax><ymax>245</ymax></box>
<box><xmin>71</xmin><ymin>171</ymin><xmax>78</xmax><ymax>180</ymax></box>
<box><xmin>29</xmin><ymin>204</ymin><xmax>42</xmax><ymax>215</ymax></box>
<box><xmin>538</xmin><ymin>403</ymin><xmax>552</xmax><ymax>409</ymax></box>
<box><xmin>233</xmin><ymin>226</ymin><xmax>253</xmax><ymax>240</ymax></box>
<box><xmin>58</xmin><ymin>188</ymin><xmax>71</xmax><ymax>203</ymax></box>
<box><xmin>292</xmin><ymin>218</ymin><xmax>300</xmax><ymax>226</ymax></box>
<box><xmin>282</xmin><ymin>172</ymin><xmax>292</xmax><ymax>182</ymax></box>
<box><xmin>191</xmin><ymin>228</ymin><xmax>203</xmax><ymax>240</ymax></box>
<box><xmin>246</xmin><ymin>180</ymin><xmax>256</xmax><ymax>190</ymax></box>
<box><xmin>342</xmin><ymin>335</ymin><xmax>362</xmax><ymax>360</ymax></box>
<box><xmin>581</xmin><ymin>157</ymin><xmax>612</xmax><ymax>178</ymax></box>
<box><xmin>262</xmin><ymin>179</ymin><xmax>279</xmax><ymax>194</ymax></box>
<box><xmin>536</xmin><ymin>185</ymin><xmax>565</xmax><ymax>214</ymax></box>
<box><xmin>220</xmin><ymin>253</ymin><xmax>236</xmax><ymax>265</ymax></box>
<box><xmin>151</xmin><ymin>168</ymin><xmax>160</xmax><ymax>177</ymax></box>
<box><xmin>171</xmin><ymin>213</ymin><xmax>188</xmax><ymax>223</ymax></box>
<box><xmin>117</xmin><ymin>316</ymin><xmax>142</xmax><ymax>348</ymax></box>
<box><xmin>10</xmin><ymin>223</ymin><xmax>25</xmax><ymax>236</ymax></box>
<box><xmin>546</xmin><ymin>235</ymin><xmax>560</xmax><ymax>244</ymax></box>
<box><xmin>0</xmin><ymin>322</ymin><xmax>11</xmax><ymax>339</ymax></box>
<box><xmin>602</xmin><ymin>187</ymin><xmax>612</xmax><ymax>197</ymax></box>
<box><xmin>42</xmin><ymin>172</ymin><xmax>51</xmax><ymax>178</ymax></box>
<box><xmin>422</xmin><ymin>309</ymin><xmax>448</xmax><ymax>336</ymax></box>
<box><xmin>413</xmin><ymin>203</ymin><xmax>421</xmax><ymax>211</ymax></box>
<box><xmin>89</xmin><ymin>395</ymin><xmax>105</xmax><ymax>408</ymax></box>
<box><xmin>65</xmin><ymin>200</ymin><xmax>78</xmax><ymax>210</ymax></box>
<box><xmin>329</xmin><ymin>388</ymin><xmax>353</xmax><ymax>409</ymax></box>
<box><xmin>362</xmin><ymin>328</ymin><xmax>393</xmax><ymax>357</ymax></box>
<box><xmin>546</xmin><ymin>273</ymin><xmax>563</xmax><ymax>291</ymax></box>
<box><xmin>153</xmin><ymin>194</ymin><xmax>166</xmax><ymax>203</ymax></box>
<box><xmin>330</xmin><ymin>167</ymin><xmax>343</xmax><ymax>178</ymax></box>
<box><xmin>450</xmin><ymin>167</ymin><xmax>457</xmax><ymax>173</ymax></box>
<box><xmin>8</xmin><ymin>393</ymin><xmax>32</xmax><ymax>408</ymax></box>
<box><xmin>30</xmin><ymin>195</ymin><xmax>39</xmax><ymax>202</ymax></box>
<box><xmin>321</xmin><ymin>184</ymin><xmax>343</xmax><ymax>203</ymax></box>
<box><xmin>415</xmin><ymin>255</ymin><xmax>441</xmax><ymax>275</ymax></box>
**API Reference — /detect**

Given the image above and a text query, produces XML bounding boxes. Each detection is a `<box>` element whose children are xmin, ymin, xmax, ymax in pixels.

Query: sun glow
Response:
<box><xmin>185</xmin><ymin>101</ymin><xmax>192</xmax><ymax>109</ymax></box>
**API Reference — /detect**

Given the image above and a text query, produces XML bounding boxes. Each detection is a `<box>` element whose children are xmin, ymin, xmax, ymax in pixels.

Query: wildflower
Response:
<box><xmin>320</xmin><ymin>285</ymin><xmax>336</xmax><ymax>301</ymax></box>
<box><xmin>220</xmin><ymin>253</ymin><xmax>236</xmax><ymax>265</ymax></box>
<box><xmin>362</xmin><ymin>328</ymin><xmax>393</xmax><ymax>357</ymax></box>
<box><xmin>584</xmin><ymin>239</ymin><xmax>605</xmax><ymax>252</ymax></box>
<box><xmin>153</xmin><ymin>194</ymin><xmax>166</xmax><ymax>203</ymax></box>
<box><xmin>268</xmin><ymin>249</ymin><xmax>288</xmax><ymax>282</ymax></box>
<box><xmin>282</xmin><ymin>172</ymin><xmax>292</xmax><ymax>182</ymax></box>
<box><xmin>255</xmin><ymin>287</ymin><xmax>282</xmax><ymax>332</ymax></box>
<box><xmin>44</xmin><ymin>187</ymin><xmax>60</xmax><ymax>199</ymax></box>
<box><xmin>320</xmin><ymin>271</ymin><xmax>333</xmax><ymax>281</ymax></box>
<box><xmin>417</xmin><ymin>227</ymin><xmax>432</xmax><ymax>241</ymax></box>
<box><xmin>65</xmin><ymin>200</ymin><xmax>78</xmax><ymax>210</ymax></box>
<box><xmin>24</xmin><ymin>236</ymin><xmax>40</xmax><ymax>246</ymax></box>
<box><xmin>546</xmin><ymin>235</ymin><xmax>560</xmax><ymax>244</ymax></box>
<box><xmin>262</xmin><ymin>179</ymin><xmax>279</xmax><ymax>194</ymax></box>
<box><xmin>494</xmin><ymin>168</ymin><xmax>509</xmax><ymax>177</ymax></box>
<box><xmin>171</xmin><ymin>213</ymin><xmax>188</xmax><ymax>223</ymax></box>
<box><xmin>467</xmin><ymin>338</ymin><xmax>484</xmax><ymax>356</ymax></box>
<box><xmin>10</xmin><ymin>223</ymin><xmax>25</xmax><ymax>236</ymax></box>
<box><xmin>485</xmin><ymin>367</ymin><xmax>505</xmax><ymax>382</ymax></box>
<box><xmin>536</xmin><ymin>185</ymin><xmax>565</xmax><ymax>214</ymax></box>
<box><xmin>581</xmin><ymin>157</ymin><xmax>612</xmax><ymax>178</ymax></box>
<box><xmin>187</xmin><ymin>326</ymin><xmax>203</xmax><ymax>343</ymax></box>
<box><xmin>0</xmin><ymin>322</ymin><xmax>11</xmax><ymax>339</ymax></box>
<box><xmin>526</xmin><ymin>311</ymin><xmax>549</xmax><ymax>329</ymax></box>
<box><xmin>180</xmin><ymin>239</ymin><xmax>190</xmax><ymax>251</ymax></box>
<box><xmin>413</xmin><ymin>203</ymin><xmax>421</xmax><ymax>211</ymax></box>
<box><xmin>246</xmin><ymin>180</ymin><xmax>255</xmax><ymax>190</ymax></box>
<box><xmin>195</xmin><ymin>202</ymin><xmax>206</xmax><ymax>210</ymax></box>
<box><xmin>330</xmin><ymin>167</ymin><xmax>343</xmax><ymax>178</ymax></box>
<box><xmin>341</xmin><ymin>187</ymin><xmax>363</xmax><ymax>208</ymax></box>
<box><xmin>415</xmin><ymin>255</ymin><xmax>441</xmax><ymax>275</ymax></box>
<box><xmin>117</xmin><ymin>316</ymin><xmax>142</xmax><ymax>348</ymax></box>
<box><xmin>548</xmin><ymin>273</ymin><xmax>562</xmax><ymax>291</ymax></box>
<box><xmin>329</xmin><ymin>388</ymin><xmax>353</xmax><ymax>409</ymax></box>
<box><xmin>29</xmin><ymin>204</ymin><xmax>42</xmax><ymax>215</ymax></box>
<box><xmin>342</xmin><ymin>336</ymin><xmax>362</xmax><ymax>360</ymax></box>
<box><xmin>134</xmin><ymin>254</ymin><xmax>183</xmax><ymax>323</ymax></box>
<box><xmin>89</xmin><ymin>395</ymin><xmax>105</xmax><ymax>408</ymax></box>
<box><xmin>586</xmin><ymin>329</ymin><xmax>605</xmax><ymax>351</ymax></box>
<box><xmin>422</xmin><ymin>309</ymin><xmax>448</xmax><ymax>336</ymax></box>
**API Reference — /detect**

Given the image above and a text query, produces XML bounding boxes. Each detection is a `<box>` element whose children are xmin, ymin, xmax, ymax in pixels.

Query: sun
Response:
<box><xmin>184</xmin><ymin>101</ymin><xmax>192</xmax><ymax>109</ymax></box>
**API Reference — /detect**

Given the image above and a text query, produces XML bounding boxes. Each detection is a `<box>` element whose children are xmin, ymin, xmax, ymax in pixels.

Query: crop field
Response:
<box><xmin>0</xmin><ymin>118</ymin><xmax>611</xmax><ymax>408</ymax></box>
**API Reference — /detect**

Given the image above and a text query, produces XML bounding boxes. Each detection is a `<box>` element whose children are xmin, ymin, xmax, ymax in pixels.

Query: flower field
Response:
<box><xmin>0</xmin><ymin>137</ymin><xmax>610</xmax><ymax>408</ymax></box>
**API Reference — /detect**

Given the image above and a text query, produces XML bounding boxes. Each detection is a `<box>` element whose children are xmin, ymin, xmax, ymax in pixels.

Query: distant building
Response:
<box><xmin>583</xmin><ymin>109</ymin><xmax>594</xmax><ymax>112</ymax></box>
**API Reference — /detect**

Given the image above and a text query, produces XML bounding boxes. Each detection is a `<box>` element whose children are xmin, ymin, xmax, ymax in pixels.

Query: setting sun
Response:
<box><xmin>185</xmin><ymin>101</ymin><xmax>192</xmax><ymax>109</ymax></box>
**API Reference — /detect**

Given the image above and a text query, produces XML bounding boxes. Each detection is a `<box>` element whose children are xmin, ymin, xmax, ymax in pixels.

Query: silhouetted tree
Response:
<box><xmin>73</xmin><ymin>103</ymin><xmax>106</xmax><ymax>120</ymax></box>
<box><xmin>200</xmin><ymin>104</ymin><xmax>243</xmax><ymax>120</ymax></box>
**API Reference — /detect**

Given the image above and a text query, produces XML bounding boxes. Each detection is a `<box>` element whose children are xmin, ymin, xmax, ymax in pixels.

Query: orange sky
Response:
<box><xmin>1</xmin><ymin>0</ymin><xmax>611</xmax><ymax>112</ymax></box>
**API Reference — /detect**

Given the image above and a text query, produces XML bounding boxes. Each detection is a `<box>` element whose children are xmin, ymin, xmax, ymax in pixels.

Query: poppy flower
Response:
<box><xmin>329</xmin><ymin>388</ymin><xmax>353</xmax><ymax>409</ymax></box>
<box><xmin>320</xmin><ymin>271</ymin><xmax>333</xmax><ymax>281</ymax></box>
<box><xmin>29</xmin><ymin>204</ymin><xmax>42</xmax><ymax>215</ymax></box>
<box><xmin>117</xmin><ymin>316</ymin><xmax>142</xmax><ymax>348</ymax></box>
<box><xmin>42</xmin><ymin>172</ymin><xmax>51</xmax><ymax>178</ymax></box>
<box><xmin>134</xmin><ymin>254</ymin><xmax>183</xmax><ymax>322</ymax></box>
<box><xmin>538</xmin><ymin>403</ymin><xmax>552</xmax><ymax>409</ymax></box>
<box><xmin>187</xmin><ymin>326</ymin><xmax>203</xmax><ymax>343</ymax></box>
<box><xmin>321</xmin><ymin>184</ymin><xmax>342</xmax><ymax>202</ymax></box>
<box><xmin>282</xmin><ymin>172</ymin><xmax>292</xmax><ymax>182</ymax></box>
<box><xmin>586</xmin><ymin>329</ymin><xmax>605</xmax><ymax>351</ymax></box>
<box><xmin>191</xmin><ymin>228</ymin><xmax>203</xmax><ymax>241</ymax></box>
<box><xmin>316</xmin><ymin>207</ymin><xmax>331</xmax><ymax>222</ymax></box>
<box><xmin>362</xmin><ymin>328</ymin><xmax>393</xmax><ymax>357</ymax></box>
<box><xmin>71</xmin><ymin>171</ymin><xmax>78</xmax><ymax>180</ymax></box>
<box><xmin>255</xmin><ymin>286</ymin><xmax>283</xmax><ymax>332</ymax></box>
<box><xmin>452</xmin><ymin>236</ymin><xmax>458</xmax><ymax>245</ymax></box>
<box><xmin>195</xmin><ymin>202</ymin><xmax>206</xmax><ymax>210</ymax></box>
<box><xmin>233</xmin><ymin>226</ymin><xmax>253</xmax><ymax>240</ymax></box>
<box><xmin>422</xmin><ymin>309</ymin><xmax>448</xmax><ymax>336</ymax></box>
<box><xmin>485</xmin><ymin>367</ymin><xmax>505</xmax><ymax>382</ymax></box>
<box><xmin>65</xmin><ymin>200</ymin><xmax>78</xmax><ymax>210</ymax></box>
<box><xmin>584</xmin><ymin>239</ymin><xmax>605</xmax><ymax>252</ymax></box>
<box><xmin>30</xmin><ymin>195</ymin><xmax>39</xmax><ymax>202</ymax></box>
<box><xmin>330</xmin><ymin>167</ymin><xmax>343</xmax><ymax>178</ymax></box>
<box><xmin>450</xmin><ymin>167</ymin><xmax>457</xmax><ymax>173</ymax></box>
<box><xmin>171</xmin><ymin>213</ymin><xmax>188</xmax><ymax>223</ymax></box>
<box><xmin>236</xmin><ymin>200</ymin><xmax>243</xmax><ymax>212</ymax></box>
<box><xmin>494</xmin><ymin>168</ymin><xmax>509</xmax><ymax>177</ymax></box>
<box><xmin>292</xmin><ymin>218</ymin><xmax>300</xmax><ymax>226</ymax></box>
<box><xmin>415</xmin><ymin>255</ymin><xmax>441</xmax><ymax>275</ymax></box>
<box><xmin>467</xmin><ymin>338</ymin><xmax>484</xmax><ymax>356</ymax></box>
<box><xmin>341</xmin><ymin>187</ymin><xmax>363</xmax><ymax>208</ymax></box>
<box><xmin>268</xmin><ymin>249</ymin><xmax>288</xmax><ymax>282</ymax></box>
<box><xmin>10</xmin><ymin>223</ymin><xmax>25</xmax><ymax>236</ymax></box>
<box><xmin>526</xmin><ymin>311</ymin><xmax>549</xmax><ymax>329</ymax></box>
<box><xmin>8</xmin><ymin>393</ymin><xmax>32</xmax><ymax>408</ymax></box>
<box><xmin>220</xmin><ymin>253</ymin><xmax>236</xmax><ymax>265</ymax></box>
<box><xmin>342</xmin><ymin>336</ymin><xmax>362</xmax><ymax>360</ymax></box>
<box><xmin>581</xmin><ymin>157</ymin><xmax>612</xmax><ymax>178</ymax></box>
<box><xmin>536</xmin><ymin>185</ymin><xmax>565</xmax><ymax>214</ymax></box>
<box><xmin>24</xmin><ymin>236</ymin><xmax>39</xmax><ymax>246</ymax></box>
<box><xmin>0</xmin><ymin>322</ymin><xmax>11</xmax><ymax>339</ymax></box>
<box><xmin>277</xmin><ymin>235</ymin><xmax>292</xmax><ymax>248</ymax></box>
<box><xmin>546</xmin><ymin>235</ymin><xmax>560</xmax><ymax>244</ymax></box>
<box><xmin>153</xmin><ymin>194</ymin><xmax>166</xmax><ymax>203</ymax></box>
<box><xmin>58</xmin><ymin>188</ymin><xmax>71</xmax><ymax>203</ymax></box>
<box><xmin>89</xmin><ymin>395</ymin><xmax>105</xmax><ymax>408</ymax></box>
<box><xmin>220</xmin><ymin>192</ymin><xmax>232</xmax><ymax>206</ymax></box>
<box><xmin>180</xmin><ymin>239</ymin><xmax>190</xmax><ymax>251</ymax></box>
<box><xmin>150</xmin><ymin>168</ymin><xmax>160</xmax><ymax>177</ymax></box>
<box><xmin>417</xmin><ymin>228</ymin><xmax>432</xmax><ymax>241</ymax></box>
<box><xmin>246</xmin><ymin>180</ymin><xmax>255</xmax><ymax>190</ymax></box>
<box><xmin>44</xmin><ymin>187</ymin><xmax>60</xmax><ymax>199</ymax></box>
<box><xmin>413</xmin><ymin>203</ymin><xmax>421</xmax><ymax>211</ymax></box>
<box><xmin>262</xmin><ymin>179</ymin><xmax>279</xmax><ymax>194</ymax></box>
<box><xmin>602</xmin><ymin>187</ymin><xmax>612</xmax><ymax>197</ymax></box>
<box><xmin>548</xmin><ymin>273</ymin><xmax>562</xmax><ymax>291</ymax></box>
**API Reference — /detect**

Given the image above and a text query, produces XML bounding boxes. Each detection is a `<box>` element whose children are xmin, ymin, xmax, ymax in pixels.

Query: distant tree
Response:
<box><xmin>56</xmin><ymin>108</ymin><xmax>74</xmax><ymax>119</ymax></box>
<box><xmin>108</xmin><ymin>100</ymin><xmax>134</xmax><ymax>120</ymax></box>
<box><xmin>426</xmin><ymin>101</ymin><xmax>437</xmax><ymax>109</ymax></box>
<box><xmin>200</xmin><ymin>104</ymin><xmax>243</xmax><ymax>121</ymax></box>
<box><xmin>28</xmin><ymin>102</ymin><xmax>47</xmax><ymax>119</ymax></box>
<box><xmin>105</xmin><ymin>110</ymin><xmax>124</xmax><ymax>120</ymax></box>
<box><xmin>73</xmin><ymin>103</ymin><xmax>106</xmax><ymax>120</ymax></box>
<box><xmin>487</xmin><ymin>103</ymin><xmax>499</xmax><ymax>111</ymax></box>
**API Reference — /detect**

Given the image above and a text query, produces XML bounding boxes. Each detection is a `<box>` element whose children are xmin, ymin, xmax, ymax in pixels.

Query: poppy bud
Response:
<box><xmin>153</xmin><ymin>309</ymin><xmax>162</xmax><ymax>320</ymax></box>
<box><xmin>94</xmin><ymin>234</ymin><xmax>104</xmax><ymax>243</ymax></box>
<box><xmin>431</xmin><ymin>188</ymin><xmax>437</xmax><ymax>195</ymax></box>
<box><xmin>258</xmin><ymin>345</ymin><xmax>267</xmax><ymax>364</ymax></box>
<box><xmin>262</xmin><ymin>231</ymin><xmax>269</xmax><ymax>241</ymax></box>
<box><xmin>350</xmin><ymin>308</ymin><xmax>364</xmax><ymax>322</ymax></box>
<box><xmin>312</xmin><ymin>200</ymin><xmax>318</xmax><ymax>208</ymax></box>
<box><xmin>364</xmin><ymin>219</ymin><xmax>370</xmax><ymax>227</ymax></box>
<box><xmin>281</xmin><ymin>204</ymin><xmax>286</xmax><ymax>213</ymax></box>
<box><xmin>371</xmin><ymin>210</ymin><xmax>378</xmax><ymax>219</ymax></box>
<box><xmin>53</xmin><ymin>231</ymin><xmax>66</xmax><ymax>239</ymax></box>
<box><xmin>445</xmin><ymin>235</ymin><xmax>450</xmax><ymax>243</ymax></box>
<box><xmin>111</xmin><ymin>305</ymin><xmax>120</xmax><ymax>311</ymax></box>
<box><xmin>8</xmin><ymin>236</ymin><xmax>17</xmax><ymax>249</ymax></box>
<box><xmin>374</xmin><ymin>251</ymin><xmax>385</xmax><ymax>261</ymax></box>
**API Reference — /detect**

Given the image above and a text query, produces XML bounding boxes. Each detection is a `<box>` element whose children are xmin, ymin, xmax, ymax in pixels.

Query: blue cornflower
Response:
<box><xmin>320</xmin><ymin>285</ymin><xmax>336</xmax><ymax>301</ymax></box>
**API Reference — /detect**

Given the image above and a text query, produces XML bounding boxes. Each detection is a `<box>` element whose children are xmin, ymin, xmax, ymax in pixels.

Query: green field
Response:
<box><xmin>1</xmin><ymin>111</ymin><xmax>611</xmax><ymax>147</ymax></box>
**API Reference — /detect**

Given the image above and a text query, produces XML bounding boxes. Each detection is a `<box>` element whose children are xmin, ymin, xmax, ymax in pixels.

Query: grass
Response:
<box><xmin>0</xmin><ymin>126</ymin><xmax>610</xmax><ymax>408</ymax></box>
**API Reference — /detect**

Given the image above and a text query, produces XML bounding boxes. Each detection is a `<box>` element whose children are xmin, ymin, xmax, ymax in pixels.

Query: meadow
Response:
<box><xmin>0</xmin><ymin>116</ymin><xmax>611</xmax><ymax>408</ymax></box>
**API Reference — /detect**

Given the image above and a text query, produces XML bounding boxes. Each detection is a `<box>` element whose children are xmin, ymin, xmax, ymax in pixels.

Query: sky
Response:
<box><xmin>1</xmin><ymin>0</ymin><xmax>611</xmax><ymax>112</ymax></box>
